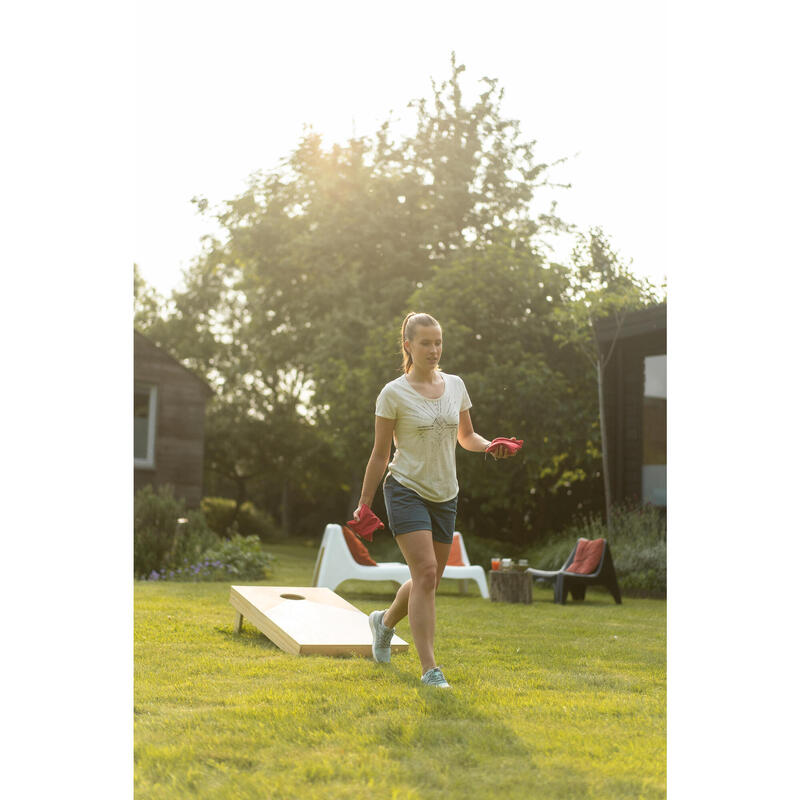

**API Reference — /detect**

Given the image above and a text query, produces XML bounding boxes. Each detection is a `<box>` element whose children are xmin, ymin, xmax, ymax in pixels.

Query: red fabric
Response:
<box><xmin>446</xmin><ymin>532</ymin><xmax>465</xmax><ymax>566</ymax></box>
<box><xmin>342</xmin><ymin>526</ymin><xmax>377</xmax><ymax>566</ymax></box>
<box><xmin>486</xmin><ymin>437</ymin><xmax>524</xmax><ymax>456</ymax></box>
<box><xmin>565</xmin><ymin>538</ymin><xmax>605</xmax><ymax>574</ymax></box>
<box><xmin>346</xmin><ymin>504</ymin><xmax>385</xmax><ymax>542</ymax></box>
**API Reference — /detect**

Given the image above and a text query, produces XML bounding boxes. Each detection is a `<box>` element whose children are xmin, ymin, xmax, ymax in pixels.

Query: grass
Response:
<box><xmin>135</xmin><ymin>541</ymin><xmax>666</xmax><ymax>799</ymax></box>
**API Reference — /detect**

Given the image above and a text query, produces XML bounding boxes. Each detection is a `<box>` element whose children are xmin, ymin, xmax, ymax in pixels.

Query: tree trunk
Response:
<box><xmin>489</xmin><ymin>570</ymin><xmax>532</xmax><ymax>604</ymax></box>
<box><xmin>233</xmin><ymin>476</ymin><xmax>247</xmax><ymax>525</ymax></box>
<box><xmin>597</xmin><ymin>358</ymin><xmax>613</xmax><ymax>537</ymax></box>
<box><xmin>280</xmin><ymin>477</ymin><xmax>290</xmax><ymax>536</ymax></box>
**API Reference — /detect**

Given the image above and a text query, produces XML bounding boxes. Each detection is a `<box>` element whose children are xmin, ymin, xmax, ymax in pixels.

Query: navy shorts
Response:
<box><xmin>382</xmin><ymin>473</ymin><xmax>457</xmax><ymax>544</ymax></box>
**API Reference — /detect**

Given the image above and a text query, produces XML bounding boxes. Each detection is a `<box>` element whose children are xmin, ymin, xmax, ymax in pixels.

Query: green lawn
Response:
<box><xmin>135</xmin><ymin>542</ymin><xmax>666</xmax><ymax>799</ymax></box>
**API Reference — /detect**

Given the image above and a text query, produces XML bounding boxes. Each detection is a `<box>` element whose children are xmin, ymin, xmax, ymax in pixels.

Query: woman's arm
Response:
<box><xmin>457</xmin><ymin>409</ymin><xmax>513</xmax><ymax>459</ymax></box>
<box><xmin>353</xmin><ymin>416</ymin><xmax>396</xmax><ymax>518</ymax></box>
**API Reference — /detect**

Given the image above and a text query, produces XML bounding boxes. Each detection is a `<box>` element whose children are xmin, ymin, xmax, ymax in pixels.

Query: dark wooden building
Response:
<box><xmin>594</xmin><ymin>303</ymin><xmax>666</xmax><ymax>508</ymax></box>
<box><xmin>134</xmin><ymin>330</ymin><xmax>214</xmax><ymax>507</ymax></box>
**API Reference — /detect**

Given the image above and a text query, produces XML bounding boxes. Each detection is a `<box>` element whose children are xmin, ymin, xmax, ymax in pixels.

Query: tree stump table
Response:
<box><xmin>489</xmin><ymin>570</ymin><xmax>532</xmax><ymax>604</ymax></box>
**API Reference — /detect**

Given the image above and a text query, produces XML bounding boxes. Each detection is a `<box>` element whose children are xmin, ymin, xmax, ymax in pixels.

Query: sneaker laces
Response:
<box><xmin>424</xmin><ymin>667</ymin><xmax>447</xmax><ymax>684</ymax></box>
<box><xmin>377</xmin><ymin>617</ymin><xmax>394</xmax><ymax>647</ymax></box>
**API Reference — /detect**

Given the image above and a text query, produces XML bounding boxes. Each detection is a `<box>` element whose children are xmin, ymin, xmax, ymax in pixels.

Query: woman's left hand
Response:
<box><xmin>486</xmin><ymin>437</ymin><xmax>523</xmax><ymax>459</ymax></box>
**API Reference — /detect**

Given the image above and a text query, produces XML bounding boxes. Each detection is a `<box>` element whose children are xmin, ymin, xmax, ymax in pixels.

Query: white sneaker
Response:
<box><xmin>420</xmin><ymin>667</ymin><xmax>451</xmax><ymax>688</ymax></box>
<box><xmin>368</xmin><ymin>610</ymin><xmax>394</xmax><ymax>663</ymax></box>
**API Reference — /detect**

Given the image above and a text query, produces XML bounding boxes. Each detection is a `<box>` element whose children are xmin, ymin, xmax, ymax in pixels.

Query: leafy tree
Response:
<box><xmin>553</xmin><ymin>227</ymin><xmax>663</xmax><ymax>530</ymax></box>
<box><xmin>410</xmin><ymin>235</ymin><xmax>602</xmax><ymax>544</ymax></box>
<box><xmin>133</xmin><ymin>57</ymin><xmax>658</xmax><ymax>545</ymax></box>
<box><xmin>139</xmin><ymin>55</ymin><xmax>572</xmax><ymax>533</ymax></box>
<box><xmin>134</xmin><ymin>263</ymin><xmax>167</xmax><ymax>331</ymax></box>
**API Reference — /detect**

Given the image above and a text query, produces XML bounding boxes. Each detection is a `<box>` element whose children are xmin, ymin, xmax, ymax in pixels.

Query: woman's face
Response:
<box><xmin>406</xmin><ymin>324</ymin><xmax>442</xmax><ymax>370</ymax></box>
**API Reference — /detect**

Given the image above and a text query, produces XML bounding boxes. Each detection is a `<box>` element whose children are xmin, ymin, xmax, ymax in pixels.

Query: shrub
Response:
<box><xmin>200</xmin><ymin>497</ymin><xmax>237</xmax><ymax>536</ymax></box>
<box><xmin>146</xmin><ymin>535</ymin><xmax>274</xmax><ymax>582</ymax></box>
<box><xmin>134</xmin><ymin>485</ymin><xmax>222</xmax><ymax>578</ymax></box>
<box><xmin>525</xmin><ymin>503</ymin><xmax>666</xmax><ymax>597</ymax></box>
<box><xmin>201</xmin><ymin>497</ymin><xmax>280</xmax><ymax>541</ymax></box>
<box><xmin>199</xmin><ymin>535</ymin><xmax>274</xmax><ymax>580</ymax></box>
<box><xmin>134</xmin><ymin>485</ymin><xmax>185</xmax><ymax>578</ymax></box>
<box><xmin>171</xmin><ymin>509</ymin><xmax>220</xmax><ymax>566</ymax></box>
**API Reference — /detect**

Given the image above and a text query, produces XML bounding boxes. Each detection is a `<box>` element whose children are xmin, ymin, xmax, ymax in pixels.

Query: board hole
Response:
<box><xmin>279</xmin><ymin>593</ymin><xmax>306</xmax><ymax>600</ymax></box>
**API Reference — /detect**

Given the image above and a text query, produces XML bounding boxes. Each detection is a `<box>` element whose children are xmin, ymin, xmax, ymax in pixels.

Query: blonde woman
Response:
<box><xmin>352</xmin><ymin>312</ymin><xmax>519</xmax><ymax>688</ymax></box>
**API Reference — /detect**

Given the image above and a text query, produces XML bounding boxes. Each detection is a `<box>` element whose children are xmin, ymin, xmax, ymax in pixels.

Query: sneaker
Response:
<box><xmin>420</xmin><ymin>667</ymin><xmax>451</xmax><ymax>689</ymax></box>
<box><xmin>368</xmin><ymin>610</ymin><xmax>394</xmax><ymax>663</ymax></box>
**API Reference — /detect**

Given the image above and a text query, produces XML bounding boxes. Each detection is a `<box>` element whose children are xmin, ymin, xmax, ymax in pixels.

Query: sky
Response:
<box><xmin>133</xmin><ymin>0</ymin><xmax>706</xmax><ymax>297</ymax></box>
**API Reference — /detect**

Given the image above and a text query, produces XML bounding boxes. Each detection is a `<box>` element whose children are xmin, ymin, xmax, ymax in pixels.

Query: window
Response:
<box><xmin>134</xmin><ymin>382</ymin><xmax>157</xmax><ymax>469</ymax></box>
<box><xmin>642</xmin><ymin>355</ymin><xmax>666</xmax><ymax>506</ymax></box>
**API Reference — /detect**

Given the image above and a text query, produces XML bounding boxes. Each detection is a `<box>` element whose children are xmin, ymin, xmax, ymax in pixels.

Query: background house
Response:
<box><xmin>134</xmin><ymin>330</ymin><xmax>214</xmax><ymax>507</ymax></box>
<box><xmin>594</xmin><ymin>303</ymin><xmax>667</xmax><ymax>508</ymax></box>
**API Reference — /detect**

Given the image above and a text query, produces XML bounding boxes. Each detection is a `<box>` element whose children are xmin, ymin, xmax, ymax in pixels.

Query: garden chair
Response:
<box><xmin>527</xmin><ymin>538</ymin><xmax>622</xmax><ymax>604</ymax></box>
<box><xmin>312</xmin><ymin>524</ymin><xmax>489</xmax><ymax>598</ymax></box>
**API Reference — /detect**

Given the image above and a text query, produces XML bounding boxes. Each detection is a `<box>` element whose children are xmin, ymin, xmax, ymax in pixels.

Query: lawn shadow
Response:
<box><xmin>369</xmin><ymin>664</ymin><xmax>534</xmax><ymax>791</ymax></box>
<box><xmin>213</xmin><ymin>623</ymin><xmax>279</xmax><ymax>649</ymax></box>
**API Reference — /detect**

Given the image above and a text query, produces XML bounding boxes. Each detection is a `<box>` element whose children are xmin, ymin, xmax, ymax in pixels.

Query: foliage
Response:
<box><xmin>411</xmin><ymin>237</ymin><xmax>604</xmax><ymax>542</ymax></box>
<box><xmin>171</xmin><ymin>508</ymin><xmax>220</xmax><ymax>565</ymax></box>
<box><xmin>552</xmin><ymin>228</ymin><xmax>664</xmax><ymax>524</ymax></box>
<box><xmin>134</xmin><ymin>543</ymin><xmax>666</xmax><ymax>798</ymax></box>
<box><xmin>134</xmin><ymin>484</ymin><xmax>182</xmax><ymax>577</ymax></box>
<box><xmin>133</xmin><ymin>56</ymin><xmax>662</xmax><ymax>546</ymax></box>
<box><xmin>133</xmin><ymin>263</ymin><xmax>167</xmax><ymax>331</ymax></box>
<box><xmin>199</xmin><ymin>535</ymin><xmax>274</xmax><ymax>580</ymax></box>
<box><xmin>524</xmin><ymin>502</ymin><xmax>667</xmax><ymax>596</ymax></box>
<box><xmin>133</xmin><ymin>485</ymin><xmax>220</xmax><ymax>578</ymax></box>
<box><xmin>145</xmin><ymin>534</ymin><xmax>274</xmax><ymax>582</ymax></box>
<box><xmin>200</xmin><ymin>496</ymin><xmax>280</xmax><ymax>540</ymax></box>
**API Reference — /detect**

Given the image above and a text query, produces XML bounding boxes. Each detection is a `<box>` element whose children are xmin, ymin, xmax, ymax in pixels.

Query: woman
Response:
<box><xmin>352</xmin><ymin>312</ymin><xmax>519</xmax><ymax>689</ymax></box>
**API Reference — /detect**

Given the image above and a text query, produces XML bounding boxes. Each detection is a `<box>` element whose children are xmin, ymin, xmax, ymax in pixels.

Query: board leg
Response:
<box><xmin>234</xmin><ymin>612</ymin><xmax>243</xmax><ymax>634</ymax></box>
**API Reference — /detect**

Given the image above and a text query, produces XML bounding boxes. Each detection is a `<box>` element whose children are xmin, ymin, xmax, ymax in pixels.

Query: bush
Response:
<box><xmin>134</xmin><ymin>485</ymin><xmax>185</xmax><ymax>578</ymax></box>
<box><xmin>134</xmin><ymin>485</ymin><xmax>222</xmax><ymax>578</ymax></box>
<box><xmin>145</xmin><ymin>534</ymin><xmax>274</xmax><ymax>582</ymax></box>
<box><xmin>200</xmin><ymin>535</ymin><xmax>274</xmax><ymax>580</ymax></box>
<box><xmin>201</xmin><ymin>497</ymin><xmax>280</xmax><ymax>541</ymax></box>
<box><xmin>172</xmin><ymin>509</ymin><xmax>220</xmax><ymax>566</ymax></box>
<box><xmin>524</xmin><ymin>503</ymin><xmax>666</xmax><ymax>597</ymax></box>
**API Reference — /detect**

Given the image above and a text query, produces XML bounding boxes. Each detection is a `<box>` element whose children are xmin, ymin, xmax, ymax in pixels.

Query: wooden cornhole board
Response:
<box><xmin>229</xmin><ymin>585</ymin><xmax>409</xmax><ymax>657</ymax></box>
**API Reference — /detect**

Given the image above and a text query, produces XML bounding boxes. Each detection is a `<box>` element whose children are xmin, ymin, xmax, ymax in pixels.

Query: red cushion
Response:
<box><xmin>446</xmin><ymin>533</ymin><xmax>465</xmax><ymax>566</ymax></box>
<box><xmin>565</xmin><ymin>538</ymin><xmax>605</xmax><ymax>574</ymax></box>
<box><xmin>342</xmin><ymin>526</ymin><xmax>377</xmax><ymax>566</ymax></box>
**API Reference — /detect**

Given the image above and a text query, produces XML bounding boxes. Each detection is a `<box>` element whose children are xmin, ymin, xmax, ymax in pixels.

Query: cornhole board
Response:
<box><xmin>229</xmin><ymin>585</ymin><xmax>409</xmax><ymax>657</ymax></box>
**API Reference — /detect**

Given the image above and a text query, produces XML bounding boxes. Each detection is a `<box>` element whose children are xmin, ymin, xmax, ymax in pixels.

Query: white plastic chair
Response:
<box><xmin>312</xmin><ymin>524</ymin><xmax>489</xmax><ymax>599</ymax></box>
<box><xmin>442</xmin><ymin>531</ymin><xmax>490</xmax><ymax>599</ymax></box>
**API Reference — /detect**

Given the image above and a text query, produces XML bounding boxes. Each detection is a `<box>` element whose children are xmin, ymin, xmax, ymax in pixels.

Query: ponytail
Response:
<box><xmin>401</xmin><ymin>312</ymin><xmax>415</xmax><ymax>373</ymax></box>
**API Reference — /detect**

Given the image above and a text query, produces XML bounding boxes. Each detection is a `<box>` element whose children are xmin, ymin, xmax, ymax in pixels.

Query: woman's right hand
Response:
<box><xmin>351</xmin><ymin>503</ymin><xmax>364</xmax><ymax>523</ymax></box>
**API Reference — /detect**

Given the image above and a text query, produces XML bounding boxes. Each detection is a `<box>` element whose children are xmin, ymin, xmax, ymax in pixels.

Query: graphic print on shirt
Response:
<box><xmin>413</xmin><ymin>394</ymin><xmax>459</xmax><ymax>456</ymax></box>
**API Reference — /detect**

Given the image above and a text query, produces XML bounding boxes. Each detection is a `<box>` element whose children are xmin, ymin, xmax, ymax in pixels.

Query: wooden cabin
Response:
<box><xmin>134</xmin><ymin>330</ymin><xmax>214</xmax><ymax>507</ymax></box>
<box><xmin>594</xmin><ymin>304</ymin><xmax>666</xmax><ymax>508</ymax></box>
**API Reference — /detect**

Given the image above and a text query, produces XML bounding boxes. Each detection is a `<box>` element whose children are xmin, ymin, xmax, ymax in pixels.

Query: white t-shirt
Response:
<box><xmin>375</xmin><ymin>371</ymin><xmax>472</xmax><ymax>503</ymax></box>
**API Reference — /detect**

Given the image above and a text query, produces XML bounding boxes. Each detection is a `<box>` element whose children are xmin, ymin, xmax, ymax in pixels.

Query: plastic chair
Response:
<box><xmin>527</xmin><ymin>538</ymin><xmax>622</xmax><ymax>604</ymax></box>
<box><xmin>312</xmin><ymin>524</ymin><xmax>489</xmax><ymax>598</ymax></box>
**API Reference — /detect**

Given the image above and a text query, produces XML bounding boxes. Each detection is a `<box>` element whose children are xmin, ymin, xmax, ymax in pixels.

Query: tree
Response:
<box><xmin>553</xmin><ymin>227</ymin><xmax>663</xmax><ymax>532</ymax></box>
<box><xmin>140</xmin><ymin>55</ymin><xmax>572</xmax><ymax>533</ymax></box>
<box><xmin>134</xmin><ymin>57</ymin><xmax>652</xmax><ymax>544</ymax></box>
<box><xmin>134</xmin><ymin>263</ymin><xmax>166</xmax><ymax>331</ymax></box>
<box><xmin>410</xmin><ymin>235</ymin><xmax>602</xmax><ymax>543</ymax></box>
